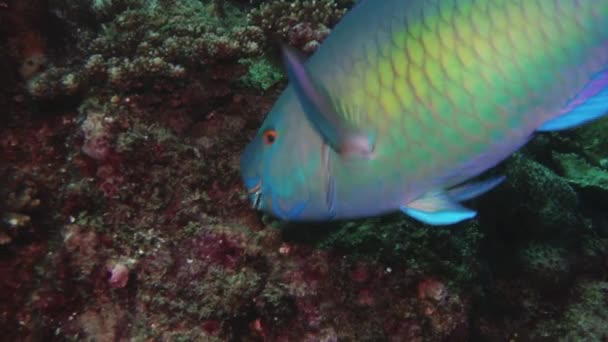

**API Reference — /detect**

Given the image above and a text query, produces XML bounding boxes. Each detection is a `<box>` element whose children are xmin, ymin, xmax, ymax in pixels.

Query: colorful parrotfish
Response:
<box><xmin>240</xmin><ymin>0</ymin><xmax>608</xmax><ymax>225</ymax></box>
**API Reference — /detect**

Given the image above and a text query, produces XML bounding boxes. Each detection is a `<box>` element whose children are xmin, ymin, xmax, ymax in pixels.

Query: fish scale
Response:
<box><xmin>366</xmin><ymin>1</ymin><xmax>600</xmax><ymax>163</ymax></box>
<box><xmin>320</xmin><ymin>0</ymin><xmax>607</xmax><ymax>200</ymax></box>
<box><xmin>240</xmin><ymin>0</ymin><xmax>608</xmax><ymax>224</ymax></box>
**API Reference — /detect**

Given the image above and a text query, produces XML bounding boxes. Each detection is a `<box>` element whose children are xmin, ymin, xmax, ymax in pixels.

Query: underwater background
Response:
<box><xmin>1</xmin><ymin>0</ymin><xmax>607</xmax><ymax>340</ymax></box>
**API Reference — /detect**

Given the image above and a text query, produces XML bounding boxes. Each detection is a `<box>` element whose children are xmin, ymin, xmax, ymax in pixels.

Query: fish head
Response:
<box><xmin>240</xmin><ymin>89</ymin><xmax>330</xmax><ymax>221</ymax></box>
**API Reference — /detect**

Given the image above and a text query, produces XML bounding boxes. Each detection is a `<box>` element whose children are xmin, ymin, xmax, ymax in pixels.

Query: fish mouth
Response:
<box><xmin>243</xmin><ymin>176</ymin><xmax>307</xmax><ymax>220</ymax></box>
<box><xmin>246</xmin><ymin>179</ymin><xmax>263</xmax><ymax>210</ymax></box>
<box><xmin>250</xmin><ymin>189</ymin><xmax>263</xmax><ymax>210</ymax></box>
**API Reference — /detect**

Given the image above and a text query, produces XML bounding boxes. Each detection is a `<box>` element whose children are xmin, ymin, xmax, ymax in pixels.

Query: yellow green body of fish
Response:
<box><xmin>240</xmin><ymin>0</ymin><xmax>608</xmax><ymax>225</ymax></box>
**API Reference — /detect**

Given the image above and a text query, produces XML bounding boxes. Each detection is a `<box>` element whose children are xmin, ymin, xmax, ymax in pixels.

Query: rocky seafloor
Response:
<box><xmin>1</xmin><ymin>0</ymin><xmax>607</xmax><ymax>341</ymax></box>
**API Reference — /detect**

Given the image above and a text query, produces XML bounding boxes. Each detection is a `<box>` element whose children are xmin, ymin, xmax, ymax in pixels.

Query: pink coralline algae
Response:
<box><xmin>107</xmin><ymin>263</ymin><xmax>129</xmax><ymax>289</ymax></box>
<box><xmin>288</xmin><ymin>22</ymin><xmax>331</xmax><ymax>53</ymax></box>
<box><xmin>80</xmin><ymin>108</ymin><xmax>115</xmax><ymax>161</ymax></box>
<box><xmin>417</xmin><ymin>277</ymin><xmax>447</xmax><ymax>302</ymax></box>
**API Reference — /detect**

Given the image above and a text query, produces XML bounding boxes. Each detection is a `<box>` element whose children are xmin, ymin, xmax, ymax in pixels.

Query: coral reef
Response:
<box><xmin>499</xmin><ymin>154</ymin><xmax>584</xmax><ymax>236</ymax></box>
<box><xmin>0</xmin><ymin>0</ymin><xmax>49</xmax><ymax>81</ymax></box>
<box><xmin>470</xmin><ymin>149</ymin><xmax>608</xmax><ymax>340</ymax></box>
<box><xmin>533</xmin><ymin>280</ymin><xmax>608</xmax><ymax>340</ymax></box>
<box><xmin>0</xmin><ymin>174</ymin><xmax>41</xmax><ymax>244</ymax></box>
<box><xmin>1</xmin><ymin>0</ymin><xmax>608</xmax><ymax>341</ymax></box>
<box><xmin>248</xmin><ymin>0</ymin><xmax>353</xmax><ymax>53</ymax></box>
<box><xmin>553</xmin><ymin>152</ymin><xmax>608</xmax><ymax>192</ymax></box>
<box><xmin>26</xmin><ymin>0</ymin><xmax>356</xmax><ymax>100</ymax></box>
<box><xmin>29</xmin><ymin>0</ymin><xmax>264</xmax><ymax>99</ymax></box>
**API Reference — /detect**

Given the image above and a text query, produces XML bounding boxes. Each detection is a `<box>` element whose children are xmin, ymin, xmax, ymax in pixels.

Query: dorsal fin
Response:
<box><xmin>282</xmin><ymin>45</ymin><xmax>375</xmax><ymax>158</ymax></box>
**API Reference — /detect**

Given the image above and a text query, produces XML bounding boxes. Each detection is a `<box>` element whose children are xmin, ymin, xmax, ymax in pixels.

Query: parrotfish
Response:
<box><xmin>240</xmin><ymin>0</ymin><xmax>608</xmax><ymax>225</ymax></box>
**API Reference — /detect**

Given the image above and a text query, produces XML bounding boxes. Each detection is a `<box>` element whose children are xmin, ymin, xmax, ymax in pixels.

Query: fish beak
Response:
<box><xmin>250</xmin><ymin>188</ymin><xmax>262</xmax><ymax>210</ymax></box>
<box><xmin>246</xmin><ymin>179</ymin><xmax>263</xmax><ymax>210</ymax></box>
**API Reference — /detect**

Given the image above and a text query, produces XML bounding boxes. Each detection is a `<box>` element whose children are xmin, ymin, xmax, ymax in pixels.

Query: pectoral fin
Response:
<box><xmin>400</xmin><ymin>191</ymin><xmax>476</xmax><ymax>226</ymax></box>
<box><xmin>281</xmin><ymin>45</ymin><xmax>374</xmax><ymax>157</ymax></box>
<box><xmin>400</xmin><ymin>176</ymin><xmax>505</xmax><ymax>226</ymax></box>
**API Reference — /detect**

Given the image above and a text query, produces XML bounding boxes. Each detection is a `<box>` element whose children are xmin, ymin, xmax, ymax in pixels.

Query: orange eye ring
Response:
<box><xmin>263</xmin><ymin>129</ymin><xmax>278</xmax><ymax>145</ymax></box>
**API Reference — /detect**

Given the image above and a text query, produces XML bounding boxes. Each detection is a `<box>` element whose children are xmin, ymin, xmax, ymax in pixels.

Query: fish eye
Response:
<box><xmin>263</xmin><ymin>129</ymin><xmax>278</xmax><ymax>145</ymax></box>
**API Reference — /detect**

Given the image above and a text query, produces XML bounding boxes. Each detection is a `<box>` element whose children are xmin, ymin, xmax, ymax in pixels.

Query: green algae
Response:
<box><xmin>281</xmin><ymin>217</ymin><xmax>484</xmax><ymax>284</ymax></box>
<box><xmin>553</xmin><ymin>152</ymin><xmax>608</xmax><ymax>191</ymax></box>
<box><xmin>519</xmin><ymin>243</ymin><xmax>571</xmax><ymax>284</ymax></box>
<box><xmin>239</xmin><ymin>56</ymin><xmax>284</xmax><ymax>91</ymax></box>
<box><xmin>534</xmin><ymin>280</ymin><xmax>608</xmax><ymax>341</ymax></box>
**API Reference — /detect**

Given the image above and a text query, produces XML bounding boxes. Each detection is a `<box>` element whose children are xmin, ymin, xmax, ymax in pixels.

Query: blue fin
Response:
<box><xmin>538</xmin><ymin>69</ymin><xmax>608</xmax><ymax>131</ymax></box>
<box><xmin>400</xmin><ymin>191</ymin><xmax>477</xmax><ymax>226</ymax></box>
<box><xmin>400</xmin><ymin>176</ymin><xmax>505</xmax><ymax>225</ymax></box>
<box><xmin>281</xmin><ymin>45</ymin><xmax>375</xmax><ymax>157</ymax></box>
<box><xmin>446</xmin><ymin>176</ymin><xmax>506</xmax><ymax>202</ymax></box>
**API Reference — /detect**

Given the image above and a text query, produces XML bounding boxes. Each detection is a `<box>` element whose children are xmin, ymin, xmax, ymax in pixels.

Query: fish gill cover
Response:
<box><xmin>0</xmin><ymin>0</ymin><xmax>607</xmax><ymax>341</ymax></box>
